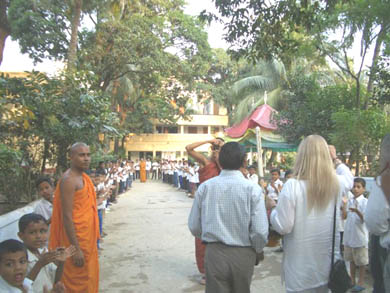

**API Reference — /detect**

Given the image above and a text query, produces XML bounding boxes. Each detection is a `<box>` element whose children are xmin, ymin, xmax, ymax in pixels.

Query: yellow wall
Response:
<box><xmin>122</xmin><ymin>114</ymin><xmax>229</xmax><ymax>159</ymax></box>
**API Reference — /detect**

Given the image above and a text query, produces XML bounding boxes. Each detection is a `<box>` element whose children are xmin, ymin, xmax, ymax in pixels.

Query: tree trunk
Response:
<box><xmin>56</xmin><ymin>143</ymin><xmax>69</xmax><ymax>174</ymax></box>
<box><xmin>365</xmin><ymin>24</ymin><xmax>385</xmax><ymax>109</ymax></box>
<box><xmin>41</xmin><ymin>139</ymin><xmax>50</xmax><ymax>173</ymax></box>
<box><xmin>0</xmin><ymin>0</ymin><xmax>10</xmax><ymax>66</ymax></box>
<box><xmin>67</xmin><ymin>0</ymin><xmax>82</xmax><ymax>70</ymax></box>
<box><xmin>114</xmin><ymin>137</ymin><xmax>119</xmax><ymax>154</ymax></box>
<box><xmin>266</xmin><ymin>151</ymin><xmax>277</xmax><ymax>169</ymax></box>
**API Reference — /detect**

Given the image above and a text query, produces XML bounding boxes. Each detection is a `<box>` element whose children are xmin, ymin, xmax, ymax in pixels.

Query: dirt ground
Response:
<box><xmin>99</xmin><ymin>180</ymin><xmax>373</xmax><ymax>293</ymax></box>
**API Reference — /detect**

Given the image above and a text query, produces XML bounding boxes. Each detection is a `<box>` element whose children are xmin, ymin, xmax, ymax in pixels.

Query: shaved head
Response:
<box><xmin>380</xmin><ymin>134</ymin><xmax>390</xmax><ymax>170</ymax></box>
<box><xmin>70</xmin><ymin>142</ymin><xmax>89</xmax><ymax>156</ymax></box>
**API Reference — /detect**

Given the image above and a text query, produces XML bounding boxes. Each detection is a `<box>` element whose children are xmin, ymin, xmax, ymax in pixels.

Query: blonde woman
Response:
<box><xmin>268</xmin><ymin>135</ymin><xmax>353</xmax><ymax>293</ymax></box>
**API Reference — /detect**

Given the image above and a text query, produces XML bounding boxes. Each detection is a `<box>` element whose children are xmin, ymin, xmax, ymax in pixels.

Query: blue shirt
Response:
<box><xmin>188</xmin><ymin>169</ymin><xmax>269</xmax><ymax>253</ymax></box>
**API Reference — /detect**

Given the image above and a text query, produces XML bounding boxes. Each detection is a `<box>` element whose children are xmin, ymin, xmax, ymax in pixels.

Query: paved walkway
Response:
<box><xmin>99</xmin><ymin>180</ymin><xmax>284</xmax><ymax>292</ymax></box>
<box><xmin>99</xmin><ymin>180</ymin><xmax>373</xmax><ymax>292</ymax></box>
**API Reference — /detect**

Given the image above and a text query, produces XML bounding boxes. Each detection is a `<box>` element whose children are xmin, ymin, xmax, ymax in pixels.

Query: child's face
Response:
<box><xmin>352</xmin><ymin>182</ymin><xmax>365</xmax><ymax>197</ymax></box>
<box><xmin>0</xmin><ymin>251</ymin><xmax>28</xmax><ymax>288</ymax></box>
<box><xmin>249</xmin><ymin>168</ymin><xmax>256</xmax><ymax>175</ymax></box>
<box><xmin>271</xmin><ymin>172</ymin><xmax>280</xmax><ymax>182</ymax></box>
<box><xmin>37</xmin><ymin>181</ymin><xmax>53</xmax><ymax>202</ymax></box>
<box><xmin>18</xmin><ymin>221</ymin><xmax>49</xmax><ymax>251</ymax></box>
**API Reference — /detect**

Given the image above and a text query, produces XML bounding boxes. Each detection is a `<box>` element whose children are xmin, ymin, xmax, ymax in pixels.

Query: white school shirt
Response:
<box><xmin>343</xmin><ymin>194</ymin><xmax>368</xmax><ymax>248</ymax></box>
<box><xmin>270</xmin><ymin>163</ymin><xmax>353</xmax><ymax>292</ymax></box>
<box><xmin>189</xmin><ymin>167</ymin><xmax>197</xmax><ymax>183</ymax></box>
<box><xmin>27</xmin><ymin>248</ymin><xmax>57</xmax><ymax>292</ymax></box>
<box><xmin>152</xmin><ymin>162</ymin><xmax>159</xmax><ymax>171</ymax></box>
<box><xmin>135</xmin><ymin>163</ymin><xmax>140</xmax><ymax>171</ymax></box>
<box><xmin>177</xmin><ymin>163</ymin><xmax>183</xmax><ymax>176</ymax></box>
<box><xmin>248</xmin><ymin>174</ymin><xmax>259</xmax><ymax>185</ymax></box>
<box><xmin>146</xmin><ymin>161</ymin><xmax>152</xmax><ymax>171</ymax></box>
<box><xmin>267</xmin><ymin>179</ymin><xmax>283</xmax><ymax>200</ymax></box>
<box><xmin>34</xmin><ymin>199</ymin><xmax>53</xmax><ymax>222</ymax></box>
<box><xmin>365</xmin><ymin>176</ymin><xmax>390</xmax><ymax>249</ymax></box>
<box><xmin>0</xmin><ymin>276</ymin><xmax>33</xmax><ymax>293</ymax></box>
<box><xmin>97</xmin><ymin>183</ymin><xmax>106</xmax><ymax>210</ymax></box>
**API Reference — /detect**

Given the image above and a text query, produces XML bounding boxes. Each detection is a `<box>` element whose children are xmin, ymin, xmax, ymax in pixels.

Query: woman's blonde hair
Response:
<box><xmin>293</xmin><ymin>135</ymin><xmax>340</xmax><ymax>211</ymax></box>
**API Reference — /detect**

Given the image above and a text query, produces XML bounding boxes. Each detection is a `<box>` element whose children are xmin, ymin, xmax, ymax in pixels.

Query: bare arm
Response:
<box><xmin>60</xmin><ymin>177</ymin><xmax>84</xmax><ymax>267</ymax></box>
<box><xmin>60</xmin><ymin>177</ymin><xmax>79</xmax><ymax>249</ymax></box>
<box><xmin>186</xmin><ymin>139</ymin><xmax>223</xmax><ymax>166</ymax></box>
<box><xmin>27</xmin><ymin>251</ymin><xmax>58</xmax><ymax>281</ymax></box>
<box><xmin>54</xmin><ymin>262</ymin><xmax>64</xmax><ymax>284</ymax></box>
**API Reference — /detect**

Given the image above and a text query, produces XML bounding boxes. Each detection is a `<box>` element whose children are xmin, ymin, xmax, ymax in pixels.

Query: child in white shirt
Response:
<box><xmin>34</xmin><ymin>177</ymin><xmax>54</xmax><ymax>224</ymax></box>
<box><xmin>266</xmin><ymin>169</ymin><xmax>283</xmax><ymax>201</ymax></box>
<box><xmin>18</xmin><ymin>214</ymin><xmax>75</xmax><ymax>293</ymax></box>
<box><xmin>342</xmin><ymin>178</ymin><xmax>368</xmax><ymax>292</ymax></box>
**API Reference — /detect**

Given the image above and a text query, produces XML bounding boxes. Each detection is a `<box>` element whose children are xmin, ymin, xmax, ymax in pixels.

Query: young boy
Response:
<box><xmin>342</xmin><ymin>178</ymin><xmax>368</xmax><ymax>292</ymax></box>
<box><xmin>18</xmin><ymin>213</ymin><xmax>74</xmax><ymax>293</ymax></box>
<box><xmin>266</xmin><ymin>169</ymin><xmax>283</xmax><ymax>201</ymax></box>
<box><xmin>34</xmin><ymin>177</ymin><xmax>54</xmax><ymax>224</ymax></box>
<box><xmin>248</xmin><ymin>165</ymin><xmax>259</xmax><ymax>185</ymax></box>
<box><xmin>0</xmin><ymin>239</ymin><xmax>33</xmax><ymax>292</ymax></box>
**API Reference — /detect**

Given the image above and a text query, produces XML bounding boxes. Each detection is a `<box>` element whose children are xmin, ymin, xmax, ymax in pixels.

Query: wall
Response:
<box><xmin>0</xmin><ymin>200</ymin><xmax>39</xmax><ymax>242</ymax></box>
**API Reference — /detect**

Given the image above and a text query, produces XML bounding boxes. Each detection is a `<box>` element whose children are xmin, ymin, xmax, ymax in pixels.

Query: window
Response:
<box><xmin>188</xmin><ymin>126</ymin><xmax>198</xmax><ymax>134</ymax></box>
<box><xmin>203</xmin><ymin>127</ymin><xmax>208</xmax><ymax>134</ymax></box>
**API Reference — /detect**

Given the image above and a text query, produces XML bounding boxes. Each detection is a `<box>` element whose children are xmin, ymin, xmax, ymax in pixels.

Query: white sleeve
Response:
<box><xmin>336</xmin><ymin>163</ymin><xmax>354</xmax><ymax>194</ymax></box>
<box><xmin>270</xmin><ymin>179</ymin><xmax>297</xmax><ymax>235</ymax></box>
<box><xmin>365</xmin><ymin>183</ymin><xmax>390</xmax><ymax>235</ymax></box>
<box><xmin>188</xmin><ymin>185</ymin><xmax>204</xmax><ymax>238</ymax></box>
<box><xmin>249</xmin><ymin>185</ymin><xmax>269</xmax><ymax>252</ymax></box>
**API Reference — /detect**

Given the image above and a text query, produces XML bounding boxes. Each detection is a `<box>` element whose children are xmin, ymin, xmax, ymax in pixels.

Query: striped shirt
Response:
<box><xmin>188</xmin><ymin>170</ymin><xmax>269</xmax><ymax>253</ymax></box>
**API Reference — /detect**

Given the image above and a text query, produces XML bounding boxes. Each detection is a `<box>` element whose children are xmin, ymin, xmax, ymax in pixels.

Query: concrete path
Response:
<box><xmin>99</xmin><ymin>180</ymin><xmax>284</xmax><ymax>292</ymax></box>
<box><xmin>99</xmin><ymin>180</ymin><xmax>373</xmax><ymax>292</ymax></box>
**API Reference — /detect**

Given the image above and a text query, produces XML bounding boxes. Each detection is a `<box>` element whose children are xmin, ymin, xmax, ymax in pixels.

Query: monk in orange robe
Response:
<box><xmin>49</xmin><ymin>142</ymin><xmax>99</xmax><ymax>293</ymax></box>
<box><xmin>140</xmin><ymin>158</ymin><xmax>147</xmax><ymax>182</ymax></box>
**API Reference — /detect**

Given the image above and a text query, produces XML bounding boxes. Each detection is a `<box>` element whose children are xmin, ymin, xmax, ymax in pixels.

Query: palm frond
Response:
<box><xmin>232</xmin><ymin>75</ymin><xmax>275</xmax><ymax>95</ymax></box>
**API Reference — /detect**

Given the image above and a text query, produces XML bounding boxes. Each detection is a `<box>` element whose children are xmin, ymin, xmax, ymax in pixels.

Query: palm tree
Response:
<box><xmin>230</xmin><ymin>59</ymin><xmax>287</xmax><ymax>124</ymax></box>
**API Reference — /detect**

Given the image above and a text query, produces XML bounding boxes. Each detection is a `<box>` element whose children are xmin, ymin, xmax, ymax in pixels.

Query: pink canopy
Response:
<box><xmin>225</xmin><ymin>104</ymin><xmax>277</xmax><ymax>138</ymax></box>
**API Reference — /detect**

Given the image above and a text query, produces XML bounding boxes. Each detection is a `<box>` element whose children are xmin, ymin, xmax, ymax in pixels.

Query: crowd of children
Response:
<box><xmin>0</xmin><ymin>158</ymin><xmax>141</xmax><ymax>292</ymax></box>
<box><xmin>160</xmin><ymin>159</ymin><xmax>200</xmax><ymax>198</ymax></box>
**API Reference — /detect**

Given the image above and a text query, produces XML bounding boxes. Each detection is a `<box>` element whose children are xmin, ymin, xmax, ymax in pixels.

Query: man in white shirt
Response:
<box><xmin>146</xmin><ymin>159</ymin><xmax>152</xmax><ymax>179</ymax></box>
<box><xmin>365</xmin><ymin>134</ymin><xmax>390</xmax><ymax>292</ymax></box>
<box><xmin>188</xmin><ymin>142</ymin><xmax>268</xmax><ymax>293</ymax></box>
<box><xmin>152</xmin><ymin>161</ymin><xmax>159</xmax><ymax>180</ymax></box>
<box><xmin>134</xmin><ymin>160</ymin><xmax>140</xmax><ymax>179</ymax></box>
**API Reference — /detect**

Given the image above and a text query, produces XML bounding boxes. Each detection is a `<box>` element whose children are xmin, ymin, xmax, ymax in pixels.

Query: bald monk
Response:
<box><xmin>49</xmin><ymin>142</ymin><xmax>99</xmax><ymax>292</ymax></box>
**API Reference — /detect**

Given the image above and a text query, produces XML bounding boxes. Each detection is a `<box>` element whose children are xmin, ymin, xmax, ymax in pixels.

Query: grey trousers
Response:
<box><xmin>205</xmin><ymin>242</ymin><xmax>256</xmax><ymax>293</ymax></box>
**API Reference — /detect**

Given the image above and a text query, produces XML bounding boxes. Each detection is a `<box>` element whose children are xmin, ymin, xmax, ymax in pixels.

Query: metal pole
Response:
<box><xmin>255</xmin><ymin>126</ymin><xmax>264</xmax><ymax>177</ymax></box>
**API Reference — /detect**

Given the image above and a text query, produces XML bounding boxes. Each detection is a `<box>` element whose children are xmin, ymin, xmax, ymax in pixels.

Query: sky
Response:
<box><xmin>0</xmin><ymin>1</ymin><xmax>228</xmax><ymax>74</ymax></box>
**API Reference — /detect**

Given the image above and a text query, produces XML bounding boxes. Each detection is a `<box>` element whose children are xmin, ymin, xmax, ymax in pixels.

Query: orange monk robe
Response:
<box><xmin>49</xmin><ymin>173</ymin><xmax>100</xmax><ymax>293</ymax></box>
<box><xmin>140</xmin><ymin>160</ymin><xmax>147</xmax><ymax>183</ymax></box>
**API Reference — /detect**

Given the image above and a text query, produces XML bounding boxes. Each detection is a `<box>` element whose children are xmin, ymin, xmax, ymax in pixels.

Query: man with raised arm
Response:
<box><xmin>49</xmin><ymin>142</ymin><xmax>100</xmax><ymax>292</ymax></box>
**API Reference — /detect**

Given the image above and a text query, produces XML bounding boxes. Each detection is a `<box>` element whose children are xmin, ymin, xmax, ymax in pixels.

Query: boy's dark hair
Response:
<box><xmin>35</xmin><ymin>176</ymin><xmax>53</xmax><ymax>188</ymax></box>
<box><xmin>219</xmin><ymin>142</ymin><xmax>246</xmax><ymax>170</ymax></box>
<box><xmin>271</xmin><ymin>168</ymin><xmax>280</xmax><ymax>175</ymax></box>
<box><xmin>0</xmin><ymin>239</ymin><xmax>27</xmax><ymax>261</ymax></box>
<box><xmin>19</xmin><ymin>213</ymin><xmax>47</xmax><ymax>233</ymax></box>
<box><xmin>354</xmin><ymin>177</ymin><xmax>366</xmax><ymax>188</ymax></box>
<box><xmin>248</xmin><ymin>165</ymin><xmax>256</xmax><ymax>170</ymax></box>
<box><xmin>285</xmin><ymin>169</ymin><xmax>293</xmax><ymax>178</ymax></box>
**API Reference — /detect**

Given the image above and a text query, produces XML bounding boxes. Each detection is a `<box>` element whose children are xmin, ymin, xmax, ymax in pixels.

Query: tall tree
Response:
<box><xmin>0</xmin><ymin>0</ymin><xmax>10</xmax><ymax>66</ymax></box>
